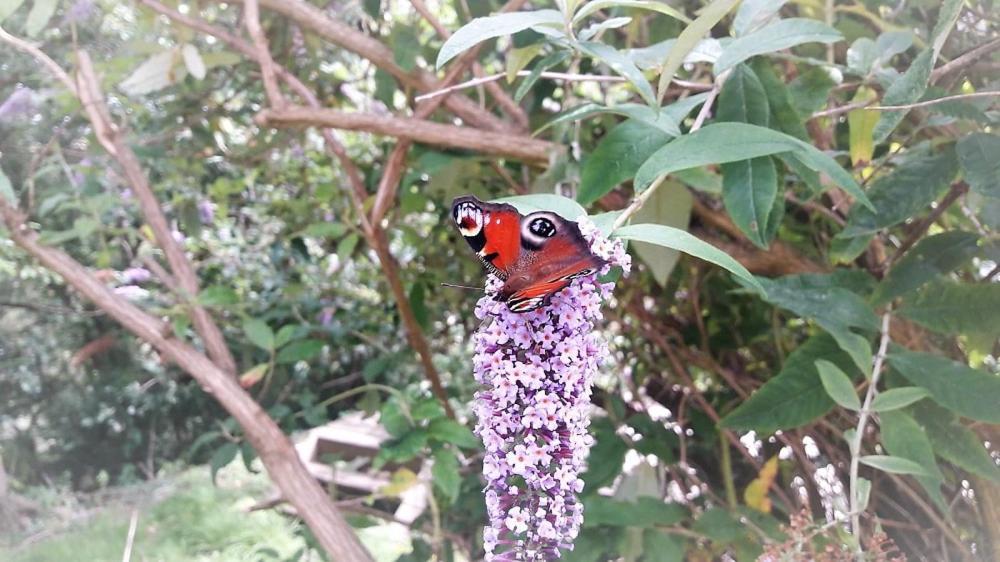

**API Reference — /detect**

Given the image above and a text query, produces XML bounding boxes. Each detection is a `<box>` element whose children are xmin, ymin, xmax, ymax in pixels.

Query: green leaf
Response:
<box><xmin>0</xmin><ymin>0</ymin><xmax>26</xmax><ymax>22</ymax></box>
<box><xmin>612</xmin><ymin>223</ymin><xmax>762</xmax><ymax>292</ymax></box>
<box><xmin>957</xmin><ymin>133</ymin><xmax>1000</xmax><ymax>197</ymax></box>
<box><xmin>856</xmin><ymin>477</ymin><xmax>872</xmax><ymax>511</ymax></box>
<box><xmin>656</xmin><ymin>0</ymin><xmax>740</xmax><ymax>99</ymax></box>
<box><xmin>859</xmin><ymin>455</ymin><xmax>932</xmax><ymax>477</ymax></box>
<box><xmin>629</xmin><ymin>181</ymin><xmax>692</xmax><ymax>286</ymax></box>
<box><xmin>874</xmin><ymin>231</ymin><xmax>980</xmax><ymax>304</ymax></box>
<box><xmin>337</xmin><ymin>232</ymin><xmax>360</xmax><ymax>260</ymax></box>
<box><xmin>714</xmin><ymin>19</ymin><xmax>843</xmax><ymax>74</ymax></box>
<box><xmin>583</xmin><ymin>419</ymin><xmax>628</xmax><ymax>489</ymax></box>
<box><xmin>634</xmin><ymin>123</ymin><xmax>871</xmax><ymax>210</ymax></box>
<box><xmin>722</xmin><ymin>157</ymin><xmax>779</xmax><ymax>248</ymax></box>
<box><xmin>391</xmin><ymin>25</ymin><xmax>420</xmax><ymax>72</ymax></box>
<box><xmin>721</xmin><ymin>334</ymin><xmax>858</xmax><ymax>433</ymax></box>
<box><xmin>243</xmin><ymin>318</ymin><xmax>275</xmax><ymax>351</ymax></box>
<box><xmin>578</xmin><ymin>16</ymin><xmax>632</xmax><ymax>42</ymax></box>
<box><xmin>572</xmin><ymin>0</ymin><xmax>690</xmax><ymax>24</ymax></box>
<box><xmin>716</xmin><ymin>64</ymin><xmax>770</xmax><ymax>125</ymax></box>
<box><xmin>641</xmin><ymin>529</ymin><xmax>685</xmax><ymax>562</ymax></box>
<box><xmin>436</xmin><ymin>10</ymin><xmax>563</xmax><ymax>68</ymax></box>
<box><xmin>276</xmin><ymin>339</ymin><xmax>324</xmax><ymax>364</ymax></box>
<box><xmin>827</xmin><ymin>328</ymin><xmax>873</xmax><ymax>378</ymax></box>
<box><xmin>209</xmin><ymin>442</ymin><xmax>239</xmax><ymax>483</ymax></box>
<box><xmin>880</xmin><ymin>410</ymin><xmax>947</xmax><ymax>511</ymax></box>
<box><xmin>816</xmin><ymin>359</ymin><xmax>860</xmax><ymax>410</ymax></box>
<box><xmin>788</xmin><ymin>66</ymin><xmax>836</xmax><ymax>117</ymax></box>
<box><xmin>432</xmin><ymin>448</ymin><xmax>461</xmax><ymax>503</ymax></box>
<box><xmin>199</xmin><ymin>285</ymin><xmax>239</xmax><ymax>307</ymax></box>
<box><xmin>25</xmin><ymin>0</ymin><xmax>58</xmax><ymax>36</ymax></box>
<box><xmin>0</xmin><ymin>166</ymin><xmax>14</xmax><ymax>202</ymax></box>
<box><xmin>732</xmin><ymin>0</ymin><xmax>788</xmax><ymax>36</ymax></box>
<box><xmin>514</xmin><ymin>50</ymin><xmax>570</xmax><ymax>102</ymax></box>
<box><xmin>870</xmin><ymin>387</ymin><xmax>930</xmax><ymax>412</ymax></box>
<box><xmin>380</xmin><ymin>398</ymin><xmax>411</xmax><ymax>438</ymax></box>
<box><xmin>873</xmin><ymin>0</ymin><xmax>962</xmax><ymax>141</ymax></box>
<box><xmin>753</xmin><ymin>273</ymin><xmax>879</xmax><ymax>335</ymax></box>
<box><xmin>274</xmin><ymin>325</ymin><xmax>298</xmax><ymax>349</ymax></box>
<box><xmin>749</xmin><ymin>59</ymin><xmax>808</xmax><ymax>141</ymax></box>
<box><xmin>584</xmin><ymin>496</ymin><xmax>687</xmax><ymax>527</ymax></box>
<box><xmin>914</xmin><ymin>402</ymin><xmax>1000</xmax><ymax>483</ymax></box>
<box><xmin>692</xmin><ymin>507</ymin><xmax>744</xmax><ymax>543</ymax></box>
<box><xmin>494</xmin><ymin>193</ymin><xmax>587</xmax><ymax>220</ymax></box>
<box><xmin>578</xmin><ymin>41</ymin><xmax>656</xmax><ymax>106</ymax></box>
<box><xmin>839</xmin><ymin>147</ymin><xmax>958</xmax><ymax>237</ymax></box>
<box><xmin>411</xmin><ymin>399</ymin><xmax>446</xmax><ymax>421</ymax></box>
<box><xmin>898</xmin><ymin>281</ymin><xmax>1000</xmax><ymax>339</ymax></box>
<box><xmin>890</xmin><ymin>347</ymin><xmax>1000</xmax><ymax>423</ymax></box>
<box><xmin>579</xmin><ymin>120</ymin><xmax>672</xmax><ymax>206</ymax></box>
<box><xmin>427</xmin><ymin>418</ymin><xmax>478</xmax><ymax>449</ymax></box>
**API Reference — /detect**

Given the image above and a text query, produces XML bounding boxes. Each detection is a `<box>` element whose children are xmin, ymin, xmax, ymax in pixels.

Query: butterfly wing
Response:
<box><xmin>498</xmin><ymin>212</ymin><xmax>606</xmax><ymax>312</ymax></box>
<box><xmin>451</xmin><ymin>196</ymin><xmax>521</xmax><ymax>279</ymax></box>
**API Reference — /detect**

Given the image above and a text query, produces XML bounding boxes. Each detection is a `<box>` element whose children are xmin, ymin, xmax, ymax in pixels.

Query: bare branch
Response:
<box><xmin>218</xmin><ymin>0</ymin><xmax>515</xmax><ymax>133</ymax></box>
<box><xmin>257</xmin><ymin>106</ymin><xmax>558</xmax><ymax>164</ymax></box>
<box><xmin>244</xmin><ymin>0</ymin><xmax>286</xmax><ymax>108</ymax></box>
<box><xmin>0</xmin><ymin>25</ymin><xmax>77</xmax><ymax>95</ymax></box>
<box><xmin>930</xmin><ymin>36</ymin><xmax>1000</xmax><ymax>84</ymax></box>
<box><xmin>74</xmin><ymin>50</ymin><xmax>238</xmax><ymax>375</ymax></box>
<box><xmin>0</xmin><ymin>198</ymin><xmax>373</xmax><ymax>562</ymax></box>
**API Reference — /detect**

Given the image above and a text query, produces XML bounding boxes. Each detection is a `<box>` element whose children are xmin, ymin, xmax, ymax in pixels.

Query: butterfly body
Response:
<box><xmin>451</xmin><ymin>196</ymin><xmax>605</xmax><ymax>312</ymax></box>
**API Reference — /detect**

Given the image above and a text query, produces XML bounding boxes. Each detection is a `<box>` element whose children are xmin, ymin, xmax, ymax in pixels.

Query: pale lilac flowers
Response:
<box><xmin>471</xmin><ymin>218</ymin><xmax>629</xmax><ymax>561</ymax></box>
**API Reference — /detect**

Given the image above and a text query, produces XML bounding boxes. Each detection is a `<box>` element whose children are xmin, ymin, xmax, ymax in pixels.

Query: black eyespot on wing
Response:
<box><xmin>529</xmin><ymin>217</ymin><xmax>556</xmax><ymax>238</ymax></box>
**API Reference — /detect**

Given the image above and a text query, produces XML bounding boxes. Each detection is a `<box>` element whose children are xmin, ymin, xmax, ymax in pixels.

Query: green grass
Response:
<box><xmin>1</xmin><ymin>461</ymin><xmax>412</xmax><ymax>562</ymax></box>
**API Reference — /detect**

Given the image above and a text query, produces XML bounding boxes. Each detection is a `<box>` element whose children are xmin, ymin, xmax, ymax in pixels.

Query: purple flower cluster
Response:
<box><xmin>471</xmin><ymin>219</ymin><xmax>629</xmax><ymax>561</ymax></box>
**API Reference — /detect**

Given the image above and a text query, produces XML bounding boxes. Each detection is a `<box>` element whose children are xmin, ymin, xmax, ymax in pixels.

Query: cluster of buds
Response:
<box><xmin>471</xmin><ymin>219</ymin><xmax>629</xmax><ymax>561</ymax></box>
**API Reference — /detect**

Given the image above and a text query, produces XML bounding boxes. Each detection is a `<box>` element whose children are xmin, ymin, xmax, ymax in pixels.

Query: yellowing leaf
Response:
<box><xmin>743</xmin><ymin>456</ymin><xmax>779</xmax><ymax>513</ymax></box>
<box><xmin>506</xmin><ymin>44</ymin><xmax>543</xmax><ymax>83</ymax></box>
<box><xmin>238</xmin><ymin>363</ymin><xmax>269</xmax><ymax>389</ymax></box>
<box><xmin>848</xmin><ymin>86</ymin><xmax>878</xmax><ymax>166</ymax></box>
<box><xmin>380</xmin><ymin>467</ymin><xmax>418</xmax><ymax>497</ymax></box>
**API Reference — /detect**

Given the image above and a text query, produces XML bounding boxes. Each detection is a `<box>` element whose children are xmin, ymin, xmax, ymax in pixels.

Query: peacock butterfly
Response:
<box><xmin>451</xmin><ymin>195</ymin><xmax>606</xmax><ymax>312</ymax></box>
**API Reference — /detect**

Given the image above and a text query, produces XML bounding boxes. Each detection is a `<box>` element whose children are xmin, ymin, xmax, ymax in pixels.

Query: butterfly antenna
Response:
<box><xmin>440</xmin><ymin>282</ymin><xmax>485</xmax><ymax>292</ymax></box>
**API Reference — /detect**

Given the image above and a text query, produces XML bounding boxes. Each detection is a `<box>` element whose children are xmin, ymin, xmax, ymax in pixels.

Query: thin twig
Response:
<box><xmin>810</xmin><ymin>99</ymin><xmax>875</xmax><ymax>120</ymax></box>
<box><xmin>415</xmin><ymin>71</ymin><xmax>713</xmax><ymax>102</ymax></box>
<box><xmin>849</xmin><ymin>311</ymin><xmax>892</xmax><ymax>556</ymax></box>
<box><xmin>884</xmin><ymin>181</ymin><xmax>969</xmax><ymax>269</ymax></box>
<box><xmin>866</xmin><ymin>91</ymin><xmax>1000</xmax><ymax>111</ymax></box>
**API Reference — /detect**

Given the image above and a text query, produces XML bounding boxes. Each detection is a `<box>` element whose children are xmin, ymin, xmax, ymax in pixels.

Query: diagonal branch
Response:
<box><xmin>0</xmin><ymin>199</ymin><xmax>373</xmax><ymax>562</ymax></box>
<box><xmin>243</xmin><ymin>0</ymin><xmax>286</xmax><ymax>108</ymax></box>
<box><xmin>257</xmin><ymin>106</ymin><xmax>557</xmax><ymax>164</ymax></box>
<box><xmin>74</xmin><ymin>50</ymin><xmax>238</xmax><ymax>376</ymax></box>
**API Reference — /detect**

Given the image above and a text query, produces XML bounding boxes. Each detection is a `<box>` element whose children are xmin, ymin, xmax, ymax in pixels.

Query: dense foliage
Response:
<box><xmin>1</xmin><ymin>0</ymin><xmax>998</xmax><ymax>560</ymax></box>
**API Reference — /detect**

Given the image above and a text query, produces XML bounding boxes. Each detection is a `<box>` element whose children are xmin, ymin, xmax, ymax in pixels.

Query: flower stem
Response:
<box><xmin>848</xmin><ymin>311</ymin><xmax>892</xmax><ymax>558</ymax></box>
